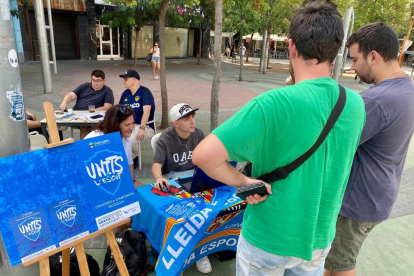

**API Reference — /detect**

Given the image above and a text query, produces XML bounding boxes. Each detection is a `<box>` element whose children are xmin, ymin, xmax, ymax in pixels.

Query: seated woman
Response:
<box><xmin>85</xmin><ymin>104</ymin><xmax>139</xmax><ymax>185</ymax></box>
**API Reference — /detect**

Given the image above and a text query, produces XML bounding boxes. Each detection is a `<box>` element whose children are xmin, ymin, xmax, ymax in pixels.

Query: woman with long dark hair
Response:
<box><xmin>85</xmin><ymin>104</ymin><xmax>136</xmax><ymax>181</ymax></box>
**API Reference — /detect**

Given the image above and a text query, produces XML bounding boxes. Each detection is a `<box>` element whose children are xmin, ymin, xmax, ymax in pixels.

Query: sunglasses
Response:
<box><xmin>119</xmin><ymin>105</ymin><xmax>132</xmax><ymax>114</ymax></box>
<box><xmin>155</xmin><ymin>44</ymin><xmax>159</xmax><ymax>46</ymax></box>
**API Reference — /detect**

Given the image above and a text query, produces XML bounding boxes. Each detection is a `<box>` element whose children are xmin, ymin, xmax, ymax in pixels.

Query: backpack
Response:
<box><xmin>100</xmin><ymin>230</ymin><xmax>147</xmax><ymax>276</ymax></box>
<box><xmin>49</xmin><ymin>247</ymin><xmax>100</xmax><ymax>276</ymax></box>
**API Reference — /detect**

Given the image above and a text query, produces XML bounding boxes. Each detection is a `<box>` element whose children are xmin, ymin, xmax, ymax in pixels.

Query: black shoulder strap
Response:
<box><xmin>257</xmin><ymin>85</ymin><xmax>347</xmax><ymax>183</ymax></box>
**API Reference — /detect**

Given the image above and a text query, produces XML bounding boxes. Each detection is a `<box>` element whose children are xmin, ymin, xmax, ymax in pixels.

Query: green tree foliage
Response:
<box><xmin>332</xmin><ymin>0</ymin><xmax>411</xmax><ymax>36</ymax></box>
<box><xmin>223</xmin><ymin>0</ymin><xmax>261</xmax><ymax>39</ymax></box>
<box><xmin>99</xmin><ymin>0</ymin><xmax>159</xmax><ymax>65</ymax></box>
<box><xmin>173</xmin><ymin>0</ymin><xmax>215</xmax><ymax>64</ymax></box>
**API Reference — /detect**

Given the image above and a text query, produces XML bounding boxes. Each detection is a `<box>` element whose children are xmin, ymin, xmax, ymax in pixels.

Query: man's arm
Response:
<box><xmin>137</xmin><ymin>105</ymin><xmax>151</xmax><ymax>140</ymax></box>
<box><xmin>151</xmin><ymin>163</ymin><xmax>169</xmax><ymax>190</ymax></box>
<box><xmin>96</xmin><ymin>103</ymin><xmax>113</xmax><ymax>111</ymax></box>
<box><xmin>60</xmin><ymin>92</ymin><xmax>77</xmax><ymax>111</ymax></box>
<box><xmin>193</xmin><ymin>134</ymin><xmax>272</xmax><ymax>204</ymax></box>
<box><xmin>27</xmin><ymin>120</ymin><xmax>41</xmax><ymax>130</ymax></box>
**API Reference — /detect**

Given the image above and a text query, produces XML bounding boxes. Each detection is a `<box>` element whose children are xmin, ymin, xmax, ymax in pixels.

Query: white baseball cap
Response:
<box><xmin>170</xmin><ymin>103</ymin><xmax>199</xmax><ymax>122</ymax></box>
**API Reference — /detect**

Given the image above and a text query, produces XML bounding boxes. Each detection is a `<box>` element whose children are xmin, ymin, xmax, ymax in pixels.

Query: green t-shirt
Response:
<box><xmin>213</xmin><ymin>77</ymin><xmax>366</xmax><ymax>260</ymax></box>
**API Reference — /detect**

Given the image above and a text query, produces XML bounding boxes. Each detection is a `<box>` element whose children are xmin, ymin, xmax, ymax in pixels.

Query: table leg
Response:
<box><xmin>41</xmin><ymin>124</ymin><xmax>49</xmax><ymax>141</ymax></box>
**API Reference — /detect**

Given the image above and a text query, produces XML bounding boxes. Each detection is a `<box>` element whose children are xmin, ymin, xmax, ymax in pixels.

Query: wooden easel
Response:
<box><xmin>22</xmin><ymin>102</ymin><xmax>130</xmax><ymax>276</ymax></box>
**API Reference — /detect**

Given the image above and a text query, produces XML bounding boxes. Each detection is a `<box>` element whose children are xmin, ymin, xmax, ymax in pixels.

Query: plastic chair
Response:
<box><xmin>29</xmin><ymin>131</ymin><xmax>48</xmax><ymax>151</ymax></box>
<box><xmin>137</xmin><ymin>119</ymin><xmax>157</xmax><ymax>170</ymax></box>
<box><xmin>151</xmin><ymin>133</ymin><xmax>162</xmax><ymax>154</ymax></box>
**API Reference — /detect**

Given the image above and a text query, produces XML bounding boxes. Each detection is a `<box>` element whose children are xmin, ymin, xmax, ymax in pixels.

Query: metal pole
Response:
<box><xmin>33</xmin><ymin>0</ymin><xmax>53</xmax><ymax>93</ymax></box>
<box><xmin>46</xmin><ymin>0</ymin><xmax>57</xmax><ymax>73</ymax></box>
<box><xmin>332</xmin><ymin>7</ymin><xmax>353</xmax><ymax>82</ymax></box>
<box><xmin>0</xmin><ymin>6</ymin><xmax>38</xmax><ymax>276</ymax></box>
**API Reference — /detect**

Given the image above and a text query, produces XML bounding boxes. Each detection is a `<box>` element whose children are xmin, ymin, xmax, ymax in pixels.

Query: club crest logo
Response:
<box><xmin>135</xmin><ymin>96</ymin><xmax>140</xmax><ymax>102</ymax></box>
<box><xmin>56</xmin><ymin>205</ymin><xmax>77</xmax><ymax>227</ymax></box>
<box><xmin>18</xmin><ymin>217</ymin><xmax>42</xmax><ymax>242</ymax></box>
<box><xmin>84</xmin><ymin>150</ymin><xmax>124</xmax><ymax>196</ymax></box>
<box><xmin>89</xmin><ymin>142</ymin><xmax>94</xmax><ymax>149</ymax></box>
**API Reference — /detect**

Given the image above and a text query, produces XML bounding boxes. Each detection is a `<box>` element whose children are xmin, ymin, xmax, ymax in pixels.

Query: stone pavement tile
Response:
<box><xmin>390</xmin><ymin>166</ymin><xmax>414</xmax><ymax>218</ymax></box>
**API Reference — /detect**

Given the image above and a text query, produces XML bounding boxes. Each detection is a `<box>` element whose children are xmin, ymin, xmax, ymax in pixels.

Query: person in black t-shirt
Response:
<box><xmin>59</xmin><ymin>70</ymin><xmax>114</xmax><ymax>139</ymax></box>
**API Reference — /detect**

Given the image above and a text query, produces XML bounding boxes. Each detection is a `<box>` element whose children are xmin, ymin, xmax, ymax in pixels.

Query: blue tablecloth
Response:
<box><xmin>131</xmin><ymin>179</ymin><xmax>246</xmax><ymax>276</ymax></box>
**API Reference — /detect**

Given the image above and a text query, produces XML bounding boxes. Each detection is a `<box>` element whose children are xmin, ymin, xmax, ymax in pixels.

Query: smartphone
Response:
<box><xmin>236</xmin><ymin>182</ymin><xmax>269</xmax><ymax>201</ymax></box>
<box><xmin>90</xmin><ymin>114</ymin><xmax>104</xmax><ymax>119</ymax></box>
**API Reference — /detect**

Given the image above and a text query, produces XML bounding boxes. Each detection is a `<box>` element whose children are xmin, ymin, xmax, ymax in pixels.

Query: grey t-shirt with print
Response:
<box><xmin>153</xmin><ymin>126</ymin><xmax>205</xmax><ymax>174</ymax></box>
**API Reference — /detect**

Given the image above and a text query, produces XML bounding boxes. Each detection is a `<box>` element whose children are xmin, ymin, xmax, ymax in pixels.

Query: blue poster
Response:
<box><xmin>9</xmin><ymin>208</ymin><xmax>56</xmax><ymax>263</ymax></box>
<box><xmin>47</xmin><ymin>197</ymin><xmax>89</xmax><ymax>246</ymax></box>
<box><xmin>0</xmin><ymin>132</ymin><xmax>140</xmax><ymax>266</ymax></box>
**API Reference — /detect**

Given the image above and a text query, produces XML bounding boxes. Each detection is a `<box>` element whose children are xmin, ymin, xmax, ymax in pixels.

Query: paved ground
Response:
<box><xmin>2</xmin><ymin>56</ymin><xmax>413</xmax><ymax>276</ymax></box>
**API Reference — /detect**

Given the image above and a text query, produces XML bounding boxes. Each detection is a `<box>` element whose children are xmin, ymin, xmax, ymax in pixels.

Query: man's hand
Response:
<box><xmin>138</xmin><ymin>128</ymin><xmax>145</xmax><ymax>140</ymax></box>
<box><xmin>59</xmin><ymin>103</ymin><xmax>67</xmax><ymax>112</ymax></box>
<box><xmin>244</xmin><ymin>178</ymin><xmax>272</xmax><ymax>205</ymax></box>
<box><xmin>26</xmin><ymin>111</ymin><xmax>36</xmax><ymax>121</ymax></box>
<box><xmin>155</xmin><ymin>177</ymin><xmax>169</xmax><ymax>191</ymax></box>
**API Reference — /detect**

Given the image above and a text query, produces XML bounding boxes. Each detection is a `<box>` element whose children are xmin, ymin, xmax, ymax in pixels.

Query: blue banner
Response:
<box><xmin>132</xmin><ymin>181</ymin><xmax>246</xmax><ymax>276</ymax></box>
<box><xmin>0</xmin><ymin>132</ymin><xmax>140</xmax><ymax>266</ymax></box>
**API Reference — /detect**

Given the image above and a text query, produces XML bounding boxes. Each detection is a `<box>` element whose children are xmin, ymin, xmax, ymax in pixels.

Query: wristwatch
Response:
<box><xmin>139</xmin><ymin>125</ymin><xmax>145</xmax><ymax>130</ymax></box>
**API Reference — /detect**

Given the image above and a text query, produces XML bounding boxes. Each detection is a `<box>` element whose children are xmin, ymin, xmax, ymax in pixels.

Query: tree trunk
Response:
<box><xmin>259</xmin><ymin>24</ymin><xmax>267</xmax><ymax>72</ymax></box>
<box><xmin>197</xmin><ymin>23</ymin><xmax>202</xmax><ymax>64</ymax></box>
<box><xmin>159</xmin><ymin>0</ymin><xmax>169</xmax><ymax>129</ymax></box>
<box><xmin>265</xmin><ymin>24</ymin><xmax>272</xmax><ymax>72</ymax></box>
<box><xmin>239</xmin><ymin>41</ymin><xmax>243</xmax><ymax>81</ymax></box>
<box><xmin>134</xmin><ymin>27</ymin><xmax>140</xmax><ymax>66</ymax></box>
<box><xmin>210</xmin><ymin>0</ymin><xmax>223</xmax><ymax>131</ymax></box>
<box><xmin>246</xmin><ymin>33</ymin><xmax>253</xmax><ymax>63</ymax></box>
<box><xmin>263</xmin><ymin>32</ymin><xmax>270</xmax><ymax>74</ymax></box>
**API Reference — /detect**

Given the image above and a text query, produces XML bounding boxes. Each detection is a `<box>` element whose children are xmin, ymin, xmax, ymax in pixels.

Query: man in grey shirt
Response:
<box><xmin>151</xmin><ymin>103</ymin><xmax>210</xmax><ymax>273</ymax></box>
<box><xmin>152</xmin><ymin>103</ymin><xmax>205</xmax><ymax>184</ymax></box>
<box><xmin>324</xmin><ymin>23</ymin><xmax>414</xmax><ymax>276</ymax></box>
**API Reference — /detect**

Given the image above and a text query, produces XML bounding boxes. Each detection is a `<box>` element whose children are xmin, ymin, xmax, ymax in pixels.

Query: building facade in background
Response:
<box><xmin>11</xmin><ymin>0</ymin><xmax>210</xmax><ymax>62</ymax></box>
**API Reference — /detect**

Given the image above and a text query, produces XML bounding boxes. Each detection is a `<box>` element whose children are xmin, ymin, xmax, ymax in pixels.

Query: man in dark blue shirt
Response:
<box><xmin>59</xmin><ymin>69</ymin><xmax>114</xmax><ymax>139</ymax></box>
<box><xmin>324</xmin><ymin>23</ymin><xmax>414</xmax><ymax>276</ymax></box>
<box><xmin>119</xmin><ymin>70</ymin><xmax>155</xmax><ymax>160</ymax></box>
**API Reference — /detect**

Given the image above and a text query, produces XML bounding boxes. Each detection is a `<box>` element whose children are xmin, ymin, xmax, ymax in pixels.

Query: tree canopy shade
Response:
<box><xmin>332</xmin><ymin>0</ymin><xmax>411</xmax><ymax>36</ymax></box>
<box><xmin>99</xmin><ymin>0</ymin><xmax>160</xmax><ymax>66</ymax></box>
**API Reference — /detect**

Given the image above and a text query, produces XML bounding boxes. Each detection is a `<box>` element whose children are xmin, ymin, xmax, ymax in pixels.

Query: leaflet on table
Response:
<box><xmin>78</xmin><ymin>111</ymin><xmax>105</xmax><ymax>122</ymax></box>
<box><xmin>0</xmin><ymin>132</ymin><xmax>140</xmax><ymax>266</ymax></box>
<box><xmin>9</xmin><ymin>208</ymin><xmax>56</xmax><ymax>263</ymax></box>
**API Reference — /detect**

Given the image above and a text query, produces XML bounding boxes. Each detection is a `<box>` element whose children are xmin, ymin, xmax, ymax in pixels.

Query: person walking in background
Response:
<box><xmin>150</xmin><ymin>42</ymin><xmax>161</xmax><ymax>79</ymax></box>
<box><xmin>225</xmin><ymin>43</ymin><xmax>231</xmax><ymax>58</ymax></box>
<box><xmin>324</xmin><ymin>23</ymin><xmax>414</xmax><ymax>276</ymax></box>
<box><xmin>193</xmin><ymin>2</ymin><xmax>366</xmax><ymax>275</ymax></box>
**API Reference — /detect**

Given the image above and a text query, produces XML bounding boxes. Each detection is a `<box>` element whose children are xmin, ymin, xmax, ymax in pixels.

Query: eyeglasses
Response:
<box><xmin>119</xmin><ymin>105</ymin><xmax>132</xmax><ymax>114</ymax></box>
<box><xmin>91</xmin><ymin>78</ymin><xmax>103</xmax><ymax>83</ymax></box>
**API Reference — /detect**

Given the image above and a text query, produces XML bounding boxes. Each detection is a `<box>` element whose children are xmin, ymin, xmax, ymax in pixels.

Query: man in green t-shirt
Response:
<box><xmin>193</xmin><ymin>2</ymin><xmax>366</xmax><ymax>275</ymax></box>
